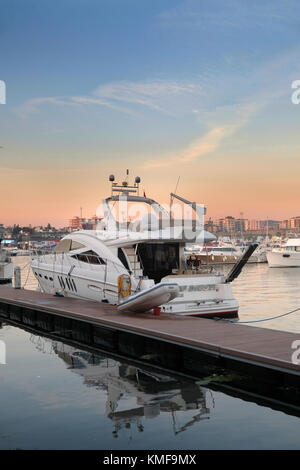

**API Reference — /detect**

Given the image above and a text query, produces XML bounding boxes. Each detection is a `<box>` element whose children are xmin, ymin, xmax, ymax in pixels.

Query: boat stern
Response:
<box><xmin>160</xmin><ymin>274</ymin><xmax>239</xmax><ymax>318</ymax></box>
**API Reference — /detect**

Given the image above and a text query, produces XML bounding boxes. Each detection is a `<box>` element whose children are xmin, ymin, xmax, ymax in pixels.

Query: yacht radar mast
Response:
<box><xmin>109</xmin><ymin>171</ymin><xmax>141</xmax><ymax>197</ymax></box>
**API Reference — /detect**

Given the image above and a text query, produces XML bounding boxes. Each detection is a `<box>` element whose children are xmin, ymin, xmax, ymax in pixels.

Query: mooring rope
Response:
<box><xmin>12</xmin><ymin>260</ymin><xmax>31</xmax><ymax>288</ymax></box>
<box><xmin>22</xmin><ymin>263</ymin><xmax>31</xmax><ymax>288</ymax></box>
<box><xmin>229</xmin><ymin>306</ymin><xmax>300</xmax><ymax>324</ymax></box>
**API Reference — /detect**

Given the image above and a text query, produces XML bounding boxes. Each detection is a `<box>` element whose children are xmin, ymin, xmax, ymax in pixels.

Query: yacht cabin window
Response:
<box><xmin>71</xmin><ymin>250</ymin><xmax>106</xmax><ymax>265</ymax></box>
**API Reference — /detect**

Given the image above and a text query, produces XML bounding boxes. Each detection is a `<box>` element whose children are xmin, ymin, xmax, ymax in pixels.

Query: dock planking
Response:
<box><xmin>0</xmin><ymin>285</ymin><xmax>300</xmax><ymax>380</ymax></box>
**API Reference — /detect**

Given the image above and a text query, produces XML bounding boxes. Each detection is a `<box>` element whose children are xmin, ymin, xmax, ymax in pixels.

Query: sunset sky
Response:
<box><xmin>1</xmin><ymin>0</ymin><xmax>300</xmax><ymax>227</ymax></box>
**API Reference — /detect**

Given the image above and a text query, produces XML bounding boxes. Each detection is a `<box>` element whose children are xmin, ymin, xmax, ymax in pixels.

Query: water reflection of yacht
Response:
<box><xmin>48</xmin><ymin>340</ymin><xmax>210</xmax><ymax>438</ymax></box>
<box><xmin>31</xmin><ymin>173</ymin><xmax>256</xmax><ymax>318</ymax></box>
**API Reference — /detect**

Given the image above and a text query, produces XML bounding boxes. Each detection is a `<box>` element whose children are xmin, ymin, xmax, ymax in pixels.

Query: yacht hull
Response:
<box><xmin>31</xmin><ymin>258</ymin><xmax>239</xmax><ymax>318</ymax></box>
<box><xmin>160</xmin><ymin>302</ymin><xmax>238</xmax><ymax>318</ymax></box>
<box><xmin>160</xmin><ymin>275</ymin><xmax>239</xmax><ymax>318</ymax></box>
<box><xmin>267</xmin><ymin>251</ymin><xmax>300</xmax><ymax>267</ymax></box>
<box><xmin>188</xmin><ymin>310</ymin><xmax>238</xmax><ymax>318</ymax></box>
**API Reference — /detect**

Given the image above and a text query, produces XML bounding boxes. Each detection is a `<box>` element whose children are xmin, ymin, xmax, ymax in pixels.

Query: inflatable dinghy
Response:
<box><xmin>117</xmin><ymin>282</ymin><xmax>179</xmax><ymax>313</ymax></box>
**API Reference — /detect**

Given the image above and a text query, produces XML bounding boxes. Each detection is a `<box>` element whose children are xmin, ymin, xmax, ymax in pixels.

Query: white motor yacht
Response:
<box><xmin>267</xmin><ymin>238</ymin><xmax>300</xmax><ymax>267</ymax></box>
<box><xmin>31</xmin><ymin>174</ymin><xmax>257</xmax><ymax>318</ymax></box>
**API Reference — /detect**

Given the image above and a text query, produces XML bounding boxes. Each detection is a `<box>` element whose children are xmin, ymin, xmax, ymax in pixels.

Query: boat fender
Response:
<box><xmin>118</xmin><ymin>274</ymin><xmax>132</xmax><ymax>300</ymax></box>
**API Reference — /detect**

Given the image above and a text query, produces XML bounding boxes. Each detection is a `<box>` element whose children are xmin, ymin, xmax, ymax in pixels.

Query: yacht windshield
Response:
<box><xmin>54</xmin><ymin>239</ymin><xmax>85</xmax><ymax>253</ymax></box>
<box><xmin>54</xmin><ymin>239</ymin><xmax>72</xmax><ymax>253</ymax></box>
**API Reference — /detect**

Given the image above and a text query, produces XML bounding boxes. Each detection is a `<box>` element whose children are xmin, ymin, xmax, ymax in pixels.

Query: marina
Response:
<box><xmin>0</xmin><ymin>283</ymin><xmax>300</xmax><ymax>386</ymax></box>
<box><xmin>2</xmin><ymin>186</ymin><xmax>300</xmax><ymax>450</ymax></box>
<box><xmin>2</xmin><ymin>267</ymin><xmax>300</xmax><ymax>450</ymax></box>
<box><xmin>2</xmin><ymin>0</ymin><xmax>300</xmax><ymax>453</ymax></box>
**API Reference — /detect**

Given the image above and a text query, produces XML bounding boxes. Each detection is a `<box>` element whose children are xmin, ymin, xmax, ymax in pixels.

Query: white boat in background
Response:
<box><xmin>3</xmin><ymin>247</ymin><xmax>30</xmax><ymax>256</ymax></box>
<box><xmin>4</xmin><ymin>246</ymin><xmax>18</xmax><ymax>256</ymax></box>
<box><xmin>267</xmin><ymin>238</ymin><xmax>300</xmax><ymax>267</ymax></box>
<box><xmin>184</xmin><ymin>244</ymin><xmax>202</xmax><ymax>254</ymax></box>
<box><xmin>16</xmin><ymin>249</ymin><xmax>30</xmax><ymax>256</ymax></box>
<box><xmin>238</xmin><ymin>241</ymin><xmax>268</xmax><ymax>263</ymax></box>
<box><xmin>186</xmin><ymin>245</ymin><xmax>241</xmax><ymax>266</ymax></box>
<box><xmin>31</xmin><ymin>173</ymin><xmax>257</xmax><ymax>318</ymax></box>
<box><xmin>252</xmin><ymin>244</ymin><xmax>268</xmax><ymax>263</ymax></box>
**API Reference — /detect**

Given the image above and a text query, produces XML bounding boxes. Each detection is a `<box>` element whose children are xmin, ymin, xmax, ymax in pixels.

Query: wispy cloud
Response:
<box><xmin>158</xmin><ymin>0</ymin><xmax>300</xmax><ymax>32</ymax></box>
<box><xmin>142</xmin><ymin>39</ymin><xmax>300</xmax><ymax>170</ymax></box>
<box><xmin>70</xmin><ymin>95</ymin><xmax>135</xmax><ymax>115</ymax></box>
<box><xmin>14</xmin><ymin>96</ymin><xmax>76</xmax><ymax>118</ymax></box>
<box><xmin>14</xmin><ymin>79</ymin><xmax>204</xmax><ymax>118</ymax></box>
<box><xmin>13</xmin><ymin>42</ymin><xmax>300</xmax><ymax>171</ymax></box>
<box><xmin>14</xmin><ymin>94</ymin><xmax>133</xmax><ymax>118</ymax></box>
<box><xmin>180</xmin><ymin>125</ymin><xmax>237</xmax><ymax>162</ymax></box>
<box><xmin>94</xmin><ymin>80</ymin><xmax>203</xmax><ymax>113</ymax></box>
<box><xmin>143</xmin><ymin>125</ymin><xmax>236</xmax><ymax>169</ymax></box>
<box><xmin>143</xmin><ymin>101</ymin><xmax>260</xmax><ymax>169</ymax></box>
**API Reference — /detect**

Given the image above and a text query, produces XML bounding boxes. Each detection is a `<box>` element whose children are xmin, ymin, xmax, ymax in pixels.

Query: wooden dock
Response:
<box><xmin>0</xmin><ymin>285</ymin><xmax>300</xmax><ymax>385</ymax></box>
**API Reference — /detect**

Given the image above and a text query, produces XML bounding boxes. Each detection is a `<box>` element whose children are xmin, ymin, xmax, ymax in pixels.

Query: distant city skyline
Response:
<box><xmin>1</xmin><ymin>1</ymin><xmax>300</xmax><ymax>226</ymax></box>
<box><xmin>2</xmin><ymin>212</ymin><xmax>300</xmax><ymax>231</ymax></box>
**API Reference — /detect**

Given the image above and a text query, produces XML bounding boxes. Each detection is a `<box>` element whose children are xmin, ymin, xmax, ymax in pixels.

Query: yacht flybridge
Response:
<box><xmin>31</xmin><ymin>173</ymin><xmax>257</xmax><ymax>318</ymax></box>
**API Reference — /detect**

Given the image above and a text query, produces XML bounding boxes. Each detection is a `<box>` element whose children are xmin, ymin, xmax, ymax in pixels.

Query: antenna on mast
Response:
<box><xmin>108</xmin><ymin>171</ymin><xmax>141</xmax><ymax>196</ymax></box>
<box><xmin>170</xmin><ymin>176</ymin><xmax>180</xmax><ymax>217</ymax></box>
<box><xmin>174</xmin><ymin>176</ymin><xmax>180</xmax><ymax>194</ymax></box>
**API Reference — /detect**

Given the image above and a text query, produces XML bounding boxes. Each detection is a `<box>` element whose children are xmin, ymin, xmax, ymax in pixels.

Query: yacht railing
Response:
<box><xmin>30</xmin><ymin>249</ymin><xmax>135</xmax><ymax>298</ymax></box>
<box><xmin>32</xmin><ymin>248</ymin><xmax>152</xmax><ymax>300</ymax></box>
<box><xmin>30</xmin><ymin>249</ymin><xmax>126</xmax><ymax>275</ymax></box>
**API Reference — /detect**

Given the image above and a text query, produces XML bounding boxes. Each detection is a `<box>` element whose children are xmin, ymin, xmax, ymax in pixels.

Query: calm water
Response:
<box><xmin>0</xmin><ymin>257</ymin><xmax>300</xmax><ymax>449</ymax></box>
<box><xmin>230</xmin><ymin>263</ymin><xmax>300</xmax><ymax>333</ymax></box>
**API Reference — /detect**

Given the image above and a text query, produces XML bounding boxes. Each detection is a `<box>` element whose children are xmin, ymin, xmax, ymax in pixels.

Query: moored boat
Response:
<box><xmin>31</xmin><ymin>173</ymin><xmax>257</xmax><ymax>318</ymax></box>
<box><xmin>267</xmin><ymin>238</ymin><xmax>300</xmax><ymax>267</ymax></box>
